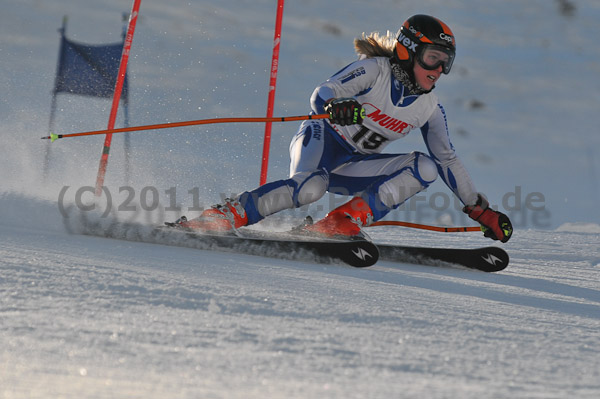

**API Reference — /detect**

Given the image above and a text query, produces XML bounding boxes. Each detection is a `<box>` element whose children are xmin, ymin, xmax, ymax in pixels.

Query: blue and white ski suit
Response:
<box><xmin>238</xmin><ymin>56</ymin><xmax>478</xmax><ymax>224</ymax></box>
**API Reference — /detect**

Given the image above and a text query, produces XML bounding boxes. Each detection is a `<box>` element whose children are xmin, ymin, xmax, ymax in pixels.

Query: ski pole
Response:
<box><xmin>41</xmin><ymin>114</ymin><xmax>330</xmax><ymax>142</ymax></box>
<box><xmin>369</xmin><ymin>220</ymin><xmax>481</xmax><ymax>233</ymax></box>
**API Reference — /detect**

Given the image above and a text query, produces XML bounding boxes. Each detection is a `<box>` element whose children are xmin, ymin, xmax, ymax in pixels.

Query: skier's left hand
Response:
<box><xmin>324</xmin><ymin>97</ymin><xmax>365</xmax><ymax>126</ymax></box>
<box><xmin>463</xmin><ymin>194</ymin><xmax>513</xmax><ymax>243</ymax></box>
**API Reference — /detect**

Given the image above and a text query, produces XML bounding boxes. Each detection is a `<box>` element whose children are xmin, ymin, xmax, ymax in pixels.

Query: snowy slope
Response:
<box><xmin>2</xmin><ymin>194</ymin><xmax>600</xmax><ymax>399</ymax></box>
<box><xmin>1</xmin><ymin>0</ymin><xmax>600</xmax><ymax>398</ymax></box>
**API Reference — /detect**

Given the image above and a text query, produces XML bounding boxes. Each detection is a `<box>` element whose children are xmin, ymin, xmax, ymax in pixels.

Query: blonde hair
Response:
<box><xmin>353</xmin><ymin>31</ymin><xmax>397</xmax><ymax>58</ymax></box>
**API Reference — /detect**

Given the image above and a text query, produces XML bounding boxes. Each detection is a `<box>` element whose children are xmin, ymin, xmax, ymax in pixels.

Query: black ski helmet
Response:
<box><xmin>393</xmin><ymin>14</ymin><xmax>456</xmax><ymax>75</ymax></box>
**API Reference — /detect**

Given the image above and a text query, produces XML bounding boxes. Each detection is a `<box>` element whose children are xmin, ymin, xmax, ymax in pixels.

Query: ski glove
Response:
<box><xmin>463</xmin><ymin>194</ymin><xmax>513</xmax><ymax>243</ymax></box>
<box><xmin>324</xmin><ymin>98</ymin><xmax>365</xmax><ymax>126</ymax></box>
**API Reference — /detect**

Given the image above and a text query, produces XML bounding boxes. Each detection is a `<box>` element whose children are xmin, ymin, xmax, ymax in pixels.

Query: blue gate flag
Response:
<box><xmin>45</xmin><ymin>17</ymin><xmax>132</xmax><ymax>184</ymax></box>
<box><xmin>53</xmin><ymin>35</ymin><xmax>128</xmax><ymax>100</ymax></box>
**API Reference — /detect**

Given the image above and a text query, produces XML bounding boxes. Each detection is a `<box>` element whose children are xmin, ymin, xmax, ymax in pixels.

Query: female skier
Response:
<box><xmin>176</xmin><ymin>14</ymin><xmax>513</xmax><ymax>243</ymax></box>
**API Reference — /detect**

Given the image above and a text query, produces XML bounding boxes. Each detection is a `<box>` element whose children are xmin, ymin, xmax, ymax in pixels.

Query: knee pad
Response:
<box><xmin>290</xmin><ymin>169</ymin><xmax>329</xmax><ymax>207</ymax></box>
<box><xmin>413</xmin><ymin>152</ymin><xmax>438</xmax><ymax>187</ymax></box>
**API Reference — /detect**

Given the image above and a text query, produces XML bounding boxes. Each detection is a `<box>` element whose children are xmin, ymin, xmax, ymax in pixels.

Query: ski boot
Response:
<box><xmin>303</xmin><ymin>197</ymin><xmax>373</xmax><ymax>238</ymax></box>
<box><xmin>165</xmin><ymin>198</ymin><xmax>248</xmax><ymax>233</ymax></box>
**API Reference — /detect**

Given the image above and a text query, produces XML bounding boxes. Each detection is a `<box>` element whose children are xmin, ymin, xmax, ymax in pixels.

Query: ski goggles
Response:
<box><xmin>417</xmin><ymin>44</ymin><xmax>455</xmax><ymax>74</ymax></box>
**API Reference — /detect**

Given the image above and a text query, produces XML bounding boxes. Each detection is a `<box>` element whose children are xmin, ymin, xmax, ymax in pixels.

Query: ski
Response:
<box><xmin>169</xmin><ymin>228</ymin><xmax>380</xmax><ymax>268</ymax></box>
<box><xmin>377</xmin><ymin>244</ymin><xmax>509</xmax><ymax>272</ymax></box>
<box><xmin>64</xmin><ymin>211</ymin><xmax>379</xmax><ymax>267</ymax></box>
<box><xmin>63</xmin><ymin>210</ymin><xmax>506</xmax><ymax>271</ymax></box>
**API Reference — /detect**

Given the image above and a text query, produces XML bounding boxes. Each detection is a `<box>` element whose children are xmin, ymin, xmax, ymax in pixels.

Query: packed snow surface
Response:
<box><xmin>1</xmin><ymin>195</ymin><xmax>599</xmax><ymax>399</ymax></box>
<box><xmin>1</xmin><ymin>0</ymin><xmax>600</xmax><ymax>398</ymax></box>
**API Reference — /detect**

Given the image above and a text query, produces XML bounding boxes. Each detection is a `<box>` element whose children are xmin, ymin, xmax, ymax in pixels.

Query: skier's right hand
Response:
<box><xmin>324</xmin><ymin>98</ymin><xmax>365</xmax><ymax>126</ymax></box>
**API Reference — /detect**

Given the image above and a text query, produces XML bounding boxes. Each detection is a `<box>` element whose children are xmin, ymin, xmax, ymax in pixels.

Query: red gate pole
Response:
<box><xmin>94</xmin><ymin>0</ymin><xmax>141</xmax><ymax>196</ymax></box>
<box><xmin>259</xmin><ymin>0</ymin><xmax>285</xmax><ymax>185</ymax></box>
